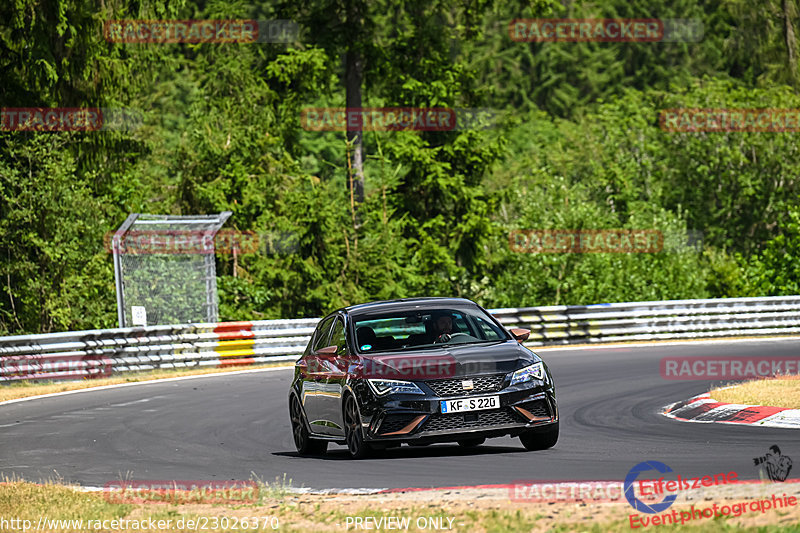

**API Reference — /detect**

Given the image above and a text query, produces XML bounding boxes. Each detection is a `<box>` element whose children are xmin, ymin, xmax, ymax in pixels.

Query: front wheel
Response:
<box><xmin>519</xmin><ymin>422</ymin><xmax>559</xmax><ymax>451</ymax></box>
<box><xmin>289</xmin><ymin>395</ymin><xmax>328</xmax><ymax>455</ymax></box>
<box><xmin>344</xmin><ymin>395</ymin><xmax>373</xmax><ymax>459</ymax></box>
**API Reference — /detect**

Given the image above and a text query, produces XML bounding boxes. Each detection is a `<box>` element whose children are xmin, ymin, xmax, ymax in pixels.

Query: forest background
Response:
<box><xmin>3</xmin><ymin>0</ymin><xmax>800</xmax><ymax>334</ymax></box>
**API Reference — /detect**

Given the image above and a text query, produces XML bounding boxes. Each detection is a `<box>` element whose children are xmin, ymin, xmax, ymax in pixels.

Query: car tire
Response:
<box><xmin>289</xmin><ymin>395</ymin><xmax>328</xmax><ymax>455</ymax></box>
<box><xmin>519</xmin><ymin>422</ymin><xmax>559</xmax><ymax>451</ymax></box>
<box><xmin>457</xmin><ymin>437</ymin><xmax>486</xmax><ymax>448</ymax></box>
<box><xmin>343</xmin><ymin>394</ymin><xmax>373</xmax><ymax>459</ymax></box>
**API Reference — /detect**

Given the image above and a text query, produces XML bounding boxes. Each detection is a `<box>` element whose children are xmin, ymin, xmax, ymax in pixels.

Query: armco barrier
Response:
<box><xmin>492</xmin><ymin>296</ymin><xmax>800</xmax><ymax>344</ymax></box>
<box><xmin>2</xmin><ymin>296</ymin><xmax>800</xmax><ymax>381</ymax></box>
<box><xmin>0</xmin><ymin>320</ymin><xmax>317</xmax><ymax>382</ymax></box>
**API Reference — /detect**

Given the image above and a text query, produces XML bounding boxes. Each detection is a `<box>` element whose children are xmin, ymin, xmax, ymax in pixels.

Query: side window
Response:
<box><xmin>329</xmin><ymin>318</ymin><xmax>347</xmax><ymax>356</ymax></box>
<box><xmin>472</xmin><ymin>315</ymin><xmax>505</xmax><ymax>340</ymax></box>
<box><xmin>474</xmin><ymin>317</ymin><xmax>493</xmax><ymax>339</ymax></box>
<box><xmin>311</xmin><ymin>316</ymin><xmax>335</xmax><ymax>353</ymax></box>
<box><xmin>452</xmin><ymin>312</ymin><xmax>471</xmax><ymax>335</ymax></box>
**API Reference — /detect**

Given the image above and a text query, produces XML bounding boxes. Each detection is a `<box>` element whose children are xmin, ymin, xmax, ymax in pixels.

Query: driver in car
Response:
<box><xmin>433</xmin><ymin>314</ymin><xmax>454</xmax><ymax>343</ymax></box>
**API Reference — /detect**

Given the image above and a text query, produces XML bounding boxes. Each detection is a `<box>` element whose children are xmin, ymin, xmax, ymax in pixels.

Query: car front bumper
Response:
<box><xmin>353</xmin><ymin>376</ymin><xmax>558</xmax><ymax>444</ymax></box>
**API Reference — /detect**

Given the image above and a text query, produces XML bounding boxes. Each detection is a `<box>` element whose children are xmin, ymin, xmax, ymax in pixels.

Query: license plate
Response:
<box><xmin>440</xmin><ymin>395</ymin><xmax>499</xmax><ymax>414</ymax></box>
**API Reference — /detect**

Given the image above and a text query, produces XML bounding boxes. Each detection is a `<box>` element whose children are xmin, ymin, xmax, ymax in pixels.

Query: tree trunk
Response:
<box><xmin>345</xmin><ymin>49</ymin><xmax>365</xmax><ymax>205</ymax></box>
<box><xmin>783</xmin><ymin>0</ymin><xmax>798</xmax><ymax>83</ymax></box>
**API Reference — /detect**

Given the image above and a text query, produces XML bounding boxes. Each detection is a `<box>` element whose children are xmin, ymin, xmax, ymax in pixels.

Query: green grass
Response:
<box><xmin>2</xmin><ymin>480</ymin><xmax>800</xmax><ymax>532</ymax></box>
<box><xmin>0</xmin><ymin>479</ymin><xmax>132</xmax><ymax>527</ymax></box>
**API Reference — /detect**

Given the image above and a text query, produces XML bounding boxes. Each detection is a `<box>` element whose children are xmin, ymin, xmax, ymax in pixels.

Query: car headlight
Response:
<box><xmin>367</xmin><ymin>379</ymin><xmax>425</xmax><ymax>396</ymax></box>
<box><xmin>509</xmin><ymin>362</ymin><xmax>545</xmax><ymax>386</ymax></box>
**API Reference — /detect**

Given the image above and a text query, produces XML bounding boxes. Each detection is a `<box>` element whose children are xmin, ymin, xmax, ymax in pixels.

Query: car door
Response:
<box><xmin>314</xmin><ymin>315</ymin><xmax>351</xmax><ymax>436</ymax></box>
<box><xmin>299</xmin><ymin>316</ymin><xmax>334</xmax><ymax>434</ymax></box>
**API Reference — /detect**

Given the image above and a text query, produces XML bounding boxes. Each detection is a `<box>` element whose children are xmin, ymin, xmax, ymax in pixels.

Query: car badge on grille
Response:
<box><xmin>461</xmin><ymin>379</ymin><xmax>474</xmax><ymax>391</ymax></box>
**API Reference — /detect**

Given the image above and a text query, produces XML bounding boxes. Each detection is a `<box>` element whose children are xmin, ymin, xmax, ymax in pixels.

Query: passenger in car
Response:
<box><xmin>356</xmin><ymin>326</ymin><xmax>378</xmax><ymax>350</ymax></box>
<box><xmin>357</xmin><ymin>326</ymin><xmax>397</xmax><ymax>351</ymax></box>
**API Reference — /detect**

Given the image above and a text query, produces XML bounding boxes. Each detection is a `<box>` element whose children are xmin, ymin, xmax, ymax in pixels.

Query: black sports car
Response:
<box><xmin>287</xmin><ymin>297</ymin><xmax>558</xmax><ymax>458</ymax></box>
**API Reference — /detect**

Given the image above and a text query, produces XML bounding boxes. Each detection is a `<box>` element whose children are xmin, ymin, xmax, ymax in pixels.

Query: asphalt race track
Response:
<box><xmin>1</xmin><ymin>339</ymin><xmax>797</xmax><ymax>490</ymax></box>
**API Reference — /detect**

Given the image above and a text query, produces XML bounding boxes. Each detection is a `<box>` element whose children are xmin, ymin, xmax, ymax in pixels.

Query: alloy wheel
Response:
<box><xmin>344</xmin><ymin>395</ymin><xmax>371</xmax><ymax>459</ymax></box>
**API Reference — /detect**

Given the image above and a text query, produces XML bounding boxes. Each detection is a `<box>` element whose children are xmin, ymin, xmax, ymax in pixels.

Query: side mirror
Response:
<box><xmin>510</xmin><ymin>328</ymin><xmax>530</xmax><ymax>343</ymax></box>
<box><xmin>316</xmin><ymin>345</ymin><xmax>338</xmax><ymax>356</ymax></box>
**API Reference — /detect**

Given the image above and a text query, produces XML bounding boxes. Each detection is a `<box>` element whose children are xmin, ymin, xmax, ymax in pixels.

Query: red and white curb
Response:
<box><xmin>663</xmin><ymin>392</ymin><xmax>800</xmax><ymax>429</ymax></box>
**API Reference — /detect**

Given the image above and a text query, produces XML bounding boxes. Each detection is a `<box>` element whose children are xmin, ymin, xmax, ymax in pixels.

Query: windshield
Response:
<box><xmin>353</xmin><ymin>308</ymin><xmax>509</xmax><ymax>353</ymax></box>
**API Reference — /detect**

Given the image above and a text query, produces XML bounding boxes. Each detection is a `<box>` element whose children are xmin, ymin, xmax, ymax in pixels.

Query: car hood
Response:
<box><xmin>356</xmin><ymin>341</ymin><xmax>539</xmax><ymax>380</ymax></box>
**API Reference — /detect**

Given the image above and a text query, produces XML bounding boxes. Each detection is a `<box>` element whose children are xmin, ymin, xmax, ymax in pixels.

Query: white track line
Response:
<box><xmin>0</xmin><ymin>366</ymin><xmax>294</xmax><ymax>408</ymax></box>
<box><xmin>4</xmin><ymin>335</ymin><xmax>799</xmax><ymax>407</ymax></box>
<box><xmin>535</xmin><ymin>336</ymin><xmax>800</xmax><ymax>352</ymax></box>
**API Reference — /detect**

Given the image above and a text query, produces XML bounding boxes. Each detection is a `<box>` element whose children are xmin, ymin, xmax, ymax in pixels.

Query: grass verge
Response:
<box><xmin>711</xmin><ymin>375</ymin><xmax>800</xmax><ymax>409</ymax></box>
<box><xmin>1</xmin><ymin>481</ymin><xmax>800</xmax><ymax>532</ymax></box>
<box><xmin>0</xmin><ymin>362</ymin><xmax>292</xmax><ymax>403</ymax></box>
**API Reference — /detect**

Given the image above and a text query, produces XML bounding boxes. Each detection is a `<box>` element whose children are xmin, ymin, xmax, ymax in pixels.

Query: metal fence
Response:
<box><xmin>2</xmin><ymin>296</ymin><xmax>800</xmax><ymax>382</ymax></box>
<box><xmin>112</xmin><ymin>212</ymin><xmax>231</xmax><ymax>327</ymax></box>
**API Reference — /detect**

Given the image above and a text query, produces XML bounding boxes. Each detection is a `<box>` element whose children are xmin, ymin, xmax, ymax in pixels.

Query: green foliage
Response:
<box><xmin>0</xmin><ymin>135</ymin><xmax>116</xmax><ymax>333</ymax></box>
<box><xmin>744</xmin><ymin>210</ymin><xmax>800</xmax><ymax>295</ymax></box>
<box><xmin>2</xmin><ymin>0</ymin><xmax>800</xmax><ymax>334</ymax></box>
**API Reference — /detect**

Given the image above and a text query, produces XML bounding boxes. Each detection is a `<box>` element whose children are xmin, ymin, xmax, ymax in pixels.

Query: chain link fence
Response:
<box><xmin>111</xmin><ymin>212</ymin><xmax>231</xmax><ymax>327</ymax></box>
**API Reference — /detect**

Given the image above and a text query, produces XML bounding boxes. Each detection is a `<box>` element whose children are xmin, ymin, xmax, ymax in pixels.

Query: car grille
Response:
<box><xmin>517</xmin><ymin>399</ymin><xmax>551</xmax><ymax>418</ymax></box>
<box><xmin>422</xmin><ymin>408</ymin><xmax>523</xmax><ymax>433</ymax></box>
<box><xmin>378</xmin><ymin>414</ymin><xmax>420</xmax><ymax>434</ymax></box>
<box><xmin>424</xmin><ymin>374</ymin><xmax>506</xmax><ymax>397</ymax></box>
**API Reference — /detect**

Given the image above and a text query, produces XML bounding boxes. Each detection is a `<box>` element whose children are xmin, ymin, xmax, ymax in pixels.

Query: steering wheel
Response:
<box><xmin>434</xmin><ymin>332</ymin><xmax>471</xmax><ymax>344</ymax></box>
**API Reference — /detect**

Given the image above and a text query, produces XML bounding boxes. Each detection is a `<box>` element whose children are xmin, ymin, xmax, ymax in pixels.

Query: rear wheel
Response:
<box><xmin>519</xmin><ymin>422</ymin><xmax>559</xmax><ymax>451</ymax></box>
<box><xmin>289</xmin><ymin>395</ymin><xmax>328</xmax><ymax>455</ymax></box>
<box><xmin>457</xmin><ymin>437</ymin><xmax>486</xmax><ymax>448</ymax></box>
<box><xmin>344</xmin><ymin>395</ymin><xmax>373</xmax><ymax>459</ymax></box>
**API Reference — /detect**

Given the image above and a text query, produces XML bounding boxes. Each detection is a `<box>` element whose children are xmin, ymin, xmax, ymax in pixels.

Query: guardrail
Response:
<box><xmin>2</xmin><ymin>296</ymin><xmax>800</xmax><ymax>382</ymax></box>
<box><xmin>492</xmin><ymin>296</ymin><xmax>800</xmax><ymax>344</ymax></box>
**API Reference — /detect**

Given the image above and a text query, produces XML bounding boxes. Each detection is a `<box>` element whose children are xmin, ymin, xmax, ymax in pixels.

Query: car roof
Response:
<box><xmin>343</xmin><ymin>297</ymin><xmax>480</xmax><ymax>318</ymax></box>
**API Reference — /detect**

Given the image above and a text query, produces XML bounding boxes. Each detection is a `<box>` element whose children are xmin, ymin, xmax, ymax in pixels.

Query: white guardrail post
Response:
<box><xmin>2</xmin><ymin>296</ymin><xmax>800</xmax><ymax>381</ymax></box>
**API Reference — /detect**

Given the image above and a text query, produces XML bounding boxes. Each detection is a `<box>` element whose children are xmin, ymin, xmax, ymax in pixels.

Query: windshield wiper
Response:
<box><xmin>397</xmin><ymin>339</ymin><xmax>504</xmax><ymax>350</ymax></box>
<box><xmin>435</xmin><ymin>339</ymin><xmax>505</xmax><ymax>348</ymax></box>
<box><xmin>397</xmin><ymin>343</ymin><xmax>443</xmax><ymax>351</ymax></box>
